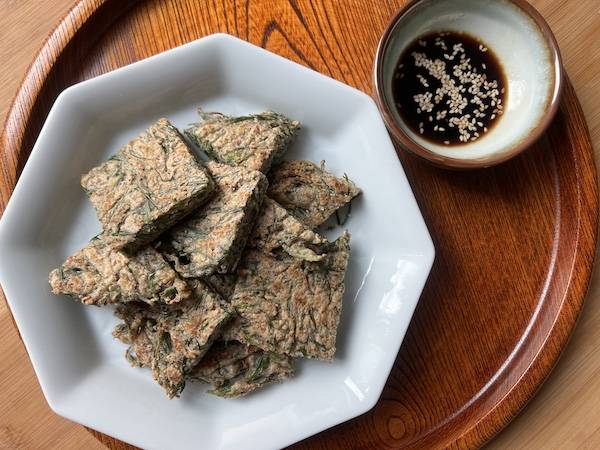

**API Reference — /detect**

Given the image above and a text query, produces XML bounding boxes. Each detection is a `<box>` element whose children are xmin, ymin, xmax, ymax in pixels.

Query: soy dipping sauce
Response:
<box><xmin>392</xmin><ymin>31</ymin><xmax>507</xmax><ymax>146</ymax></box>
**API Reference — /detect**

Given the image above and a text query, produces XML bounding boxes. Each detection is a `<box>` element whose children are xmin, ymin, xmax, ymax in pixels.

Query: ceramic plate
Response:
<box><xmin>0</xmin><ymin>34</ymin><xmax>434</xmax><ymax>450</ymax></box>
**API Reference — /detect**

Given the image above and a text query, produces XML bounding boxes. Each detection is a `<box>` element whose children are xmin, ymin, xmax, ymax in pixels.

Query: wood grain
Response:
<box><xmin>0</xmin><ymin>0</ymin><xmax>599</xmax><ymax>449</ymax></box>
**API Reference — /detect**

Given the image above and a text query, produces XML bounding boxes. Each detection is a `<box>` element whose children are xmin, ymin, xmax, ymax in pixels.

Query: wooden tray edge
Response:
<box><xmin>456</xmin><ymin>80</ymin><xmax>599</xmax><ymax>447</ymax></box>
<box><xmin>0</xmin><ymin>0</ymin><xmax>105</xmax><ymax>206</ymax></box>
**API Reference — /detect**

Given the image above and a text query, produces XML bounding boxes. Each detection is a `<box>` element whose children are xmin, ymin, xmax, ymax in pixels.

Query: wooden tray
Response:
<box><xmin>1</xmin><ymin>0</ymin><xmax>597</xmax><ymax>448</ymax></box>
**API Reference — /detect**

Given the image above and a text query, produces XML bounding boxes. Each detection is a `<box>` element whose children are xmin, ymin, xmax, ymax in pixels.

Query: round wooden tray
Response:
<box><xmin>1</xmin><ymin>0</ymin><xmax>597</xmax><ymax>448</ymax></box>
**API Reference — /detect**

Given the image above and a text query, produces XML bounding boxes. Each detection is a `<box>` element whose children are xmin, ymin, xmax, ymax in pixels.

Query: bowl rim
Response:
<box><xmin>372</xmin><ymin>0</ymin><xmax>564</xmax><ymax>169</ymax></box>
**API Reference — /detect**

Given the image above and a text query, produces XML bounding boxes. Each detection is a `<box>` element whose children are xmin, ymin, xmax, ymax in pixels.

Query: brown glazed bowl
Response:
<box><xmin>373</xmin><ymin>0</ymin><xmax>563</xmax><ymax>169</ymax></box>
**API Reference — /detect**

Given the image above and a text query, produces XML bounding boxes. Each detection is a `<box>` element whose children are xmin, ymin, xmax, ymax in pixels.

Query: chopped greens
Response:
<box><xmin>185</xmin><ymin>110</ymin><xmax>300</xmax><ymax>173</ymax></box>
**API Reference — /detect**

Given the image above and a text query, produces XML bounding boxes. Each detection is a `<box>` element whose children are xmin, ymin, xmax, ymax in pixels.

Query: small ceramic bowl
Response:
<box><xmin>373</xmin><ymin>0</ymin><xmax>563</xmax><ymax>169</ymax></box>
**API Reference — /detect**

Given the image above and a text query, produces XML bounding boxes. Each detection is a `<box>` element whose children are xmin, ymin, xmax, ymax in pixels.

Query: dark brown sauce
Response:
<box><xmin>392</xmin><ymin>31</ymin><xmax>507</xmax><ymax>146</ymax></box>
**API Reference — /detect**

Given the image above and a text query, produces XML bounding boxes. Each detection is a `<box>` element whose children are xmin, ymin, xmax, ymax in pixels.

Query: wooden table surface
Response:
<box><xmin>0</xmin><ymin>0</ymin><xmax>598</xmax><ymax>448</ymax></box>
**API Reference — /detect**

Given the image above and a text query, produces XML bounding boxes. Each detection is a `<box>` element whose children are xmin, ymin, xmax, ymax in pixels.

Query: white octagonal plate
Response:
<box><xmin>0</xmin><ymin>34</ymin><xmax>434</xmax><ymax>450</ymax></box>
